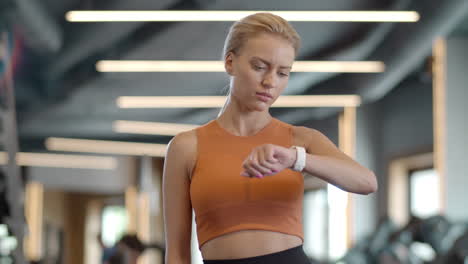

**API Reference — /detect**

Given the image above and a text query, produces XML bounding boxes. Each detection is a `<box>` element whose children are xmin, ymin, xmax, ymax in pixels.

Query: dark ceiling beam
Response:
<box><xmin>352</xmin><ymin>0</ymin><xmax>468</xmax><ymax>102</ymax></box>
<box><xmin>45</xmin><ymin>0</ymin><xmax>201</xmax><ymax>83</ymax></box>
<box><xmin>34</xmin><ymin>0</ymin><xmax>212</xmax><ymax>115</ymax></box>
<box><xmin>285</xmin><ymin>0</ymin><xmax>410</xmax><ymax>96</ymax></box>
<box><xmin>287</xmin><ymin>0</ymin><xmax>468</xmax><ymax>125</ymax></box>
<box><xmin>0</xmin><ymin>0</ymin><xmax>14</xmax><ymax>19</ymax></box>
<box><xmin>17</xmin><ymin>0</ymin><xmax>196</xmax><ymax>125</ymax></box>
<box><xmin>12</xmin><ymin>0</ymin><xmax>63</xmax><ymax>53</ymax></box>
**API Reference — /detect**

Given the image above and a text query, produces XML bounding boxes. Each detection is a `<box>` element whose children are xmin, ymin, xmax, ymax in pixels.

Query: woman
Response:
<box><xmin>163</xmin><ymin>12</ymin><xmax>378</xmax><ymax>264</ymax></box>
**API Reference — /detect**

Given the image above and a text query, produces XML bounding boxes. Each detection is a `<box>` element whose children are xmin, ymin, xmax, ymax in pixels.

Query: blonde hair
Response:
<box><xmin>218</xmin><ymin>13</ymin><xmax>301</xmax><ymax>116</ymax></box>
<box><xmin>223</xmin><ymin>12</ymin><xmax>301</xmax><ymax>58</ymax></box>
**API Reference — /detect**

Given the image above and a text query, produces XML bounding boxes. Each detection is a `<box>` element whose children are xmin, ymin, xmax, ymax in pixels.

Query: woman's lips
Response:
<box><xmin>255</xmin><ymin>92</ymin><xmax>272</xmax><ymax>102</ymax></box>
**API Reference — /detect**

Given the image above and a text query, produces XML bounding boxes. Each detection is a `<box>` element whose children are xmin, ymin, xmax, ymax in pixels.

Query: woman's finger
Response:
<box><xmin>249</xmin><ymin>152</ymin><xmax>272</xmax><ymax>176</ymax></box>
<box><xmin>258</xmin><ymin>148</ymin><xmax>280</xmax><ymax>174</ymax></box>
<box><xmin>242</xmin><ymin>154</ymin><xmax>264</xmax><ymax>177</ymax></box>
<box><xmin>241</xmin><ymin>145</ymin><xmax>283</xmax><ymax>178</ymax></box>
<box><xmin>257</xmin><ymin>148</ymin><xmax>275</xmax><ymax>170</ymax></box>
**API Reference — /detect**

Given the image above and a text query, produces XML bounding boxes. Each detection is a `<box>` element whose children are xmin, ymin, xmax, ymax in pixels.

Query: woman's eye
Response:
<box><xmin>253</xmin><ymin>65</ymin><xmax>264</xmax><ymax>70</ymax></box>
<box><xmin>278</xmin><ymin>72</ymin><xmax>289</xmax><ymax>77</ymax></box>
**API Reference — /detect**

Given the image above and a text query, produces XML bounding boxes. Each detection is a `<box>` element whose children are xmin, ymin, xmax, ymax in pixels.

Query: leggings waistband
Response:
<box><xmin>203</xmin><ymin>245</ymin><xmax>311</xmax><ymax>264</ymax></box>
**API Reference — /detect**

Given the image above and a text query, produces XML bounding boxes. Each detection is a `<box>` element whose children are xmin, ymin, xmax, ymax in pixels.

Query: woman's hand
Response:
<box><xmin>241</xmin><ymin>144</ymin><xmax>297</xmax><ymax>178</ymax></box>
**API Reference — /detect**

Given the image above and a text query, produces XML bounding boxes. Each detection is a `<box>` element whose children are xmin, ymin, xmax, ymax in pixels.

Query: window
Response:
<box><xmin>303</xmin><ymin>189</ymin><xmax>328</xmax><ymax>261</ymax></box>
<box><xmin>409</xmin><ymin>168</ymin><xmax>440</xmax><ymax>218</ymax></box>
<box><xmin>388</xmin><ymin>152</ymin><xmax>434</xmax><ymax>226</ymax></box>
<box><xmin>101</xmin><ymin>205</ymin><xmax>127</xmax><ymax>247</ymax></box>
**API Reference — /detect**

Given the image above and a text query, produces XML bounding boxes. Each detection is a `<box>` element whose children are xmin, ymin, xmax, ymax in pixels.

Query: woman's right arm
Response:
<box><xmin>163</xmin><ymin>131</ymin><xmax>197</xmax><ymax>264</ymax></box>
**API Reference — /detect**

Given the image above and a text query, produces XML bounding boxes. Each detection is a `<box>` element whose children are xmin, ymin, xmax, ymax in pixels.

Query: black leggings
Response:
<box><xmin>203</xmin><ymin>245</ymin><xmax>311</xmax><ymax>264</ymax></box>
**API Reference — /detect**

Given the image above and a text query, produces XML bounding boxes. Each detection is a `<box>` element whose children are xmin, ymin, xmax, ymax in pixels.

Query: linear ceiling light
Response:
<box><xmin>66</xmin><ymin>11</ymin><xmax>420</xmax><ymax>22</ymax></box>
<box><xmin>96</xmin><ymin>60</ymin><xmax>385</xmax><ymax>73</ymax></box>
<box><xmin>0</xmin><ymin>152</ymin><xmax>117</xmax><ymax>170</ymax></box>
<box><xmin>117</xmin><ymin>95</ymin><xmax>361</xmax><ymax>108</ymax></box>
<box><xmin>113</xmin><ymin>120</ymin><xmax>198</xmax><ymax>136</ymax></box>
<box><xmin>45</xmin><ymin>137</ymin><xmax>167</xmax><ymax>157</ymax></box>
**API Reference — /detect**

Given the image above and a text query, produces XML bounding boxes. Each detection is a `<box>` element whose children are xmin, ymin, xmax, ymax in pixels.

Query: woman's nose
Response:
<box><xmin>261</xmin><ymin>72</ymin><xmax>276</xmax><ymax>89</ymax></box>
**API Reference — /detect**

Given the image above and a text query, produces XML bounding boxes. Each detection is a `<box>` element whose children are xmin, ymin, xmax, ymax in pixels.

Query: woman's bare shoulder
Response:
<box><xmin>169</xmin><ymin>129</ymin><xmax>197</xmax><ymax>148</ymax></box>
<box><xmin>166</xmin><ymin>129</ymin><xmax>198</xmax><ymax>178</ymax></box>
<box><xmin>291</xmin><ymin>125</ymin><xmax>323</xmax><ymax>144</ymax></box>
<box><xmin>167</xmin><ymin>129</ymin><xmax>197</xmax><ymax>159</ymax></box>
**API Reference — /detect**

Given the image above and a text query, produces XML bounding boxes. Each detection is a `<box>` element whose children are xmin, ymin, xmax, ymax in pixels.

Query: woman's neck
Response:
<box><xmin>217</xmin><ymin>99</ymin><xmax>272</xmax><ymax>137</ymax></box>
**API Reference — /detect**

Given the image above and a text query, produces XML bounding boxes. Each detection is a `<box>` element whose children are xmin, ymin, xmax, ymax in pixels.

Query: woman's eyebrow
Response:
<box><xmin>251</xmin><ymin>56</ymin><xmax>292</xmax><ymax>69</ymax></box>
<box><xmin>251</xmin><ymin>56</ymin><xmax>268</xmax><ymax>64</ymax></box>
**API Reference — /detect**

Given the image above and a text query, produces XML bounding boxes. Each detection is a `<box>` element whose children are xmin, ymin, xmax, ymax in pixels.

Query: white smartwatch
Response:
<box><xmin>291</xmin><ymin>146</ymin><xmax>306</xmax><ymax>172</ymax></box>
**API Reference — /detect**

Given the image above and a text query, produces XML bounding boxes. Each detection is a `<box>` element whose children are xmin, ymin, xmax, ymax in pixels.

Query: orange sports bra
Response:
<box><xmin>189</xmin><ymin>118</ymin><xmax>304</xmax><ymax>249</ymax></box>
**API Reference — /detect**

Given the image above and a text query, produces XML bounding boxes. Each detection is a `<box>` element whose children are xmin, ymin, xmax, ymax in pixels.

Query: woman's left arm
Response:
<box><xmin>293</xmin><ymin>126</ymin><xmax>378</xmax><ymax>195</ymax></box>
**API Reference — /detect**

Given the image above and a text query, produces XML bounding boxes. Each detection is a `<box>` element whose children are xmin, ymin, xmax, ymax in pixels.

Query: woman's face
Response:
<box><xmin>225</xmin><ymin>33</ymin><xmax>295</xmax><ymax>112</ymax></box>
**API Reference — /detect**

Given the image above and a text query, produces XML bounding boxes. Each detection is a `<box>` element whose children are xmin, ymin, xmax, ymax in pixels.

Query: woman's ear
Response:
<box><xmin>224</xmin><ymin>52</ymin><xmax>235</xmax><ymax>76</ymax></box>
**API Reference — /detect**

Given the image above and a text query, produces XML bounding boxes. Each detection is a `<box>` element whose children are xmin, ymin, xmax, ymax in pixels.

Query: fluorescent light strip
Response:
<box><xmin>117</xmin><ymin>95</ymin><xmax>361</xmax><ymax>108</ymax></box>
<box><xmin>66</xmin><ymin>10</ymin><xmax>420</xmax><ymax>22</ymax></box>
<box><xmin>0</xmin><ymin>152</ymin><xmax>117</xmax><ymax>170</ymax></box>
<box><xmin>96</xmin><ymin>60</ymin><xmax>385</xmax><ymax>73</ymax></box>
<box><xmin>45</xmin><ymin>137</ymin><xmax>167</xmax><ymax>157</ymax></box>
<box><xmin>292</xmin><ymin>61</ymin><xmax>385</xmax><ymax>73</ymax></box>
<box><xmin>114</xmin><ymin>120</ymin><xmax>198</xmax><ymax>136</ymax></box>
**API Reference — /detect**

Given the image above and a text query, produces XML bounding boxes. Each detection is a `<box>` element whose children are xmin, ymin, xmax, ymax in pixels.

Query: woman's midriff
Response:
<box><xmin>200</xmin><ymin>230</ymin><xmax>303</xmax><ymax>260</ymax></box>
